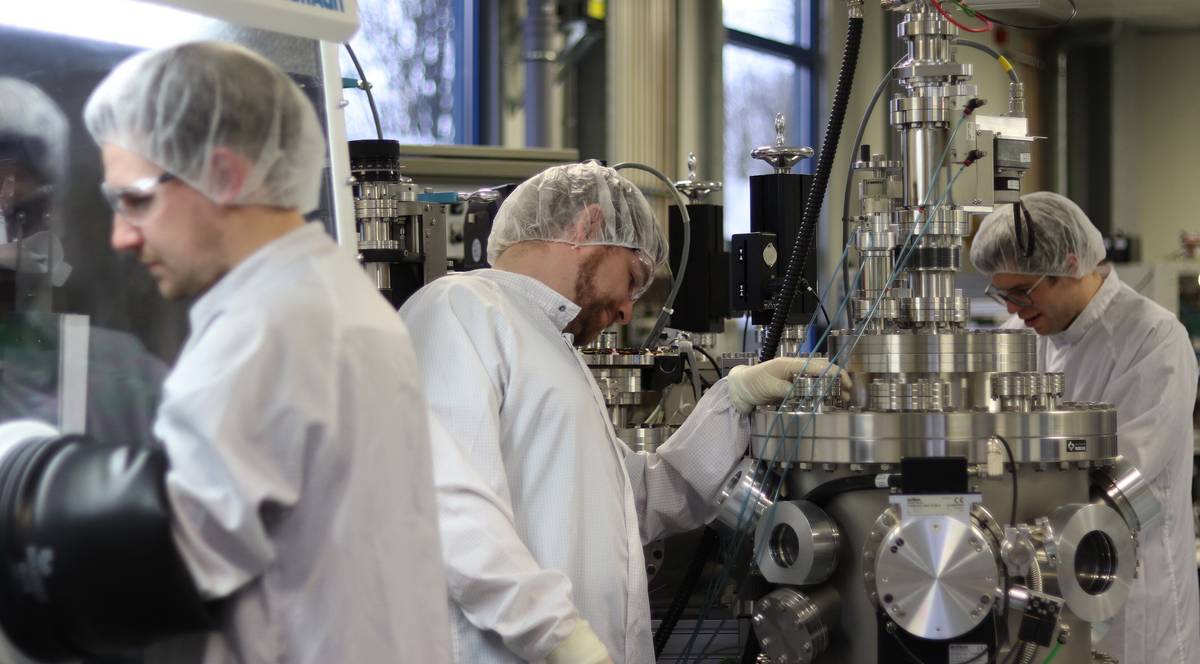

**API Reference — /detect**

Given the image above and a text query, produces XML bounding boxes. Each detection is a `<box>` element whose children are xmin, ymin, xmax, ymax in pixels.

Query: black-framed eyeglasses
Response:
<box><xmin>99</xmin><ymin>171</ymin><xmax>176</xmax><ymax>225</ymax></box>
<box><xmin>985</xmin><ymin>273</ymin><xmax>1049</xmax><ymax>309</ymax></box>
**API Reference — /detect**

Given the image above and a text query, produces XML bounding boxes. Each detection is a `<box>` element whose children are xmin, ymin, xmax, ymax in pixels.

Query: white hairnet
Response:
<box><xmin>487</xmin><ymin>161</ymin><xmax>668</xmax><ymax>271</ymax></box>
<box><xmin>970</xmin><ymin>191</ymin><xmax>1106</xmax><ymax>279</ymax></box>
<box><xmin>84</xmin><ymin>41</ymin><xmax>325</xmax><ymax>213</ymax></box>
<box><xmin>0</xmin><ymin>78</ymin><xmax>68</xmax><ymax>185</ymax></box>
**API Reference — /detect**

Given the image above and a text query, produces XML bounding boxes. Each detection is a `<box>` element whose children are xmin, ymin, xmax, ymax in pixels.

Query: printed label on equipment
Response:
<box><xmin>949</xmin><ymin>644</ymin><xmax>988</xmax><ymax>663</ymax></box>
<box><xmin>1007</xmin><ymin>179</ymin><xmax>1021</xmax><ymax>190</ymax></box>
<box><xmin>889</xmin><ymin>494</ymin><xmax>980</xmax><ymax>523</ymax></box>
<box><xmin>1066</xmin><ymin>439</ymin><xmax>1088</xmax><ymax>453</ymax></box>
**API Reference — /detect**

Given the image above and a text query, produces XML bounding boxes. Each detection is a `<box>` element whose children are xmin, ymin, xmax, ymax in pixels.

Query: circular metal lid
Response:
<box><xmin>873</xmin><ymin>516</ymin><xmax>1000</xmax><ymax>640</ymax></box>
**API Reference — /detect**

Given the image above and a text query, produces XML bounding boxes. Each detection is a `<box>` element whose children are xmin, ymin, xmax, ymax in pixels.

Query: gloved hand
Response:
<box><xmin>727</xmin><ymin>357</ymin><xmax>852</xmax><ymax>414</ymax></box>
<box><xmin>546</xmin><ymin>619</ymin><xmax>612</xmax><ymax>664</ymax></box>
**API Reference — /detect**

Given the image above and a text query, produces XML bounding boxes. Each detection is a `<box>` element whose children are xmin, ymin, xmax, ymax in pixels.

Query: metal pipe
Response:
<box><xmin>523</xmin><ymin>0</ymin><xmax>556</xmax><ymax>147</ymax></box>
<box><xmin>911</xmin><ymin>271</ymin><xmax>955</xmax><ymax>298</ymax></box>
<box><xmin>902</xmin><ymin>126</ymin><xmax>949</xmax><ymax>207</ymax></box>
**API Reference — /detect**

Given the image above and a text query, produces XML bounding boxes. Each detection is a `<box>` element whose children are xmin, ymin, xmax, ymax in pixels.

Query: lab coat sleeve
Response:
<box><xmin>1100</xmin><ymin>317</ymin><xmax>1199</xmax><ymax>483</ymax></box>
<box><xmin>402</xmin><ymin>284</ymin><xmax>580</xmax><ymax>662</ymax></box>
<box><xmin>624</xmin><ymin>380</ymin><xmax>750</xmax><ymax>545</ymax></box>
<box><xmin>154</xmin><ymin>310</ymin><xmax>311</xmax><ymax>599</ymax></box>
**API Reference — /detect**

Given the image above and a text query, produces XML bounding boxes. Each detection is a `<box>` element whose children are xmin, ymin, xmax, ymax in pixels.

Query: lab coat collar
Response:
<box><xmin>473</xmin><ymin>269</ymin><xmax>582</xmax><ymax>332</ymax></box>
<box><xmin>1051</xmin><ymin>265</ymin><xmax>1120</xmax><ymax>346</ymax></box>
<box><xmin>189</xmin><ymin>223</ymin><xmax>329</xmax><ymax>334</ymax></box>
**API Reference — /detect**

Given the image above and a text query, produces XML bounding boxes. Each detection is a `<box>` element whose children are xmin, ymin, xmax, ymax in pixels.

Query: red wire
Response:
<box><xmin>931</xmin><ymin>0</ymin><xmax>993</xmax><ymax>33</ymax></box>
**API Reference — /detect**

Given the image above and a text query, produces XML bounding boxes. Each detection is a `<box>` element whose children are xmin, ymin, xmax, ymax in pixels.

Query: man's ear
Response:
<box><xmin>567</xmin><ymin>204</ymin><xmax>605</xmax><ymax>243</ymax></box>
<box><xmin>207</xmin><ymin>147</ymin><xmax>250</xmax><ymax>206</ymax></box>
<box><xmin>1065</xmin><ymin>254</ymin><xmax>1079</xmax><ymax>274</ymax></box>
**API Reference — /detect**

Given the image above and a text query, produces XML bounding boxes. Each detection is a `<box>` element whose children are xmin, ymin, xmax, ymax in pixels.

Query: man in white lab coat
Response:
<box><xmin>69</xmin><ymin>42</ymin><xmax>451</xmax><ymax>663</ymax></box>
<box><xmin>402</xmin><ymin>161</ymin><xmax>846</xmax><ymax>664</ymax></box>
<box><xmin>971</xmin><ymin>191</ymin><xmax>1200</xmax><ymax>663</ymax></box>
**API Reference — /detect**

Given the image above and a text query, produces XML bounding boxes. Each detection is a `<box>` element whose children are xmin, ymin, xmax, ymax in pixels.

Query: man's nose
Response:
<box><xmin>1005</xmin><ymin>300</ymin><xmax>1020</xmax><ymax>315</ymax></box>
<box><xmin>615</xmin><ymin>299</ymin><xmax>633</xmax><ymax>325</ymax></box>
<box><xmin>110</xmin><ymin>216</ymin><xmax>143</xmax><ymax>253</ymax></box>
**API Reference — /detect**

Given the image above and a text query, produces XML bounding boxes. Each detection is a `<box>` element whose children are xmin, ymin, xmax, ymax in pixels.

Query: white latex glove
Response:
<box><xmin>727</xmin><ymin>357</ymin><xmax>852</xmax><ymax>414</ymax></box>
<box><xmin>546</xmin><ymin>620</ymin><xmax>611</xmax><ymax>664</ymax></box>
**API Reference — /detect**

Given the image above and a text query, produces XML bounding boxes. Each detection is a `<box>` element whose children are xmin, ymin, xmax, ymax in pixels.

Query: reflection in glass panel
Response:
<box><xmin>340</xmin><ymin>0</ymin><xmax>459</xmax><ymax>143</ymax></box>
<box><xmin>0</xmin><ymin>9</ymin><xmax>334</xmax><ymax>448</ymax></box>
<box><xmin>722</xmin><ymin>0</ymin><xmax>796</xmax><ymax>45</ymax></box>
<box><xmin>723</xmin><ymin>45</ymin><xmax>799</xmax><ymax>239</ymax></box>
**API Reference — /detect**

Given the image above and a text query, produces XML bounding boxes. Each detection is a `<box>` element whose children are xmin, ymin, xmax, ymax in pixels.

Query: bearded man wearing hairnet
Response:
<box><xmin>0</xmin><ymin>42</ymin><xmax>452</xmax><ymax>663</ymax></box>
<box><xmin>972</xmin><ymin>191</ymin><xmax>1199</xmax><ymax>663</ymax></box>
<box><xmin>401</xmin><ymin>161</ymin><xmax>848</xmax><ymax>664</ymax></box>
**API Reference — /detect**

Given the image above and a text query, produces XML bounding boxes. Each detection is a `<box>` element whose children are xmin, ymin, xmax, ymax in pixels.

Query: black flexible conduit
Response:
<box><xmin>739</xmin><ymin>628</ymin><xmax>762</xmax><ymax>663</ymax></box>
<box><xmin>652</xmin><ymin>527</ymin><xmax>720</xmax><ymax>657</ymax></box>
<box><xmin>804</xmin><ymin>473</ymin><xmax>889</xmax><ymax>507</ymax></box>
<box><xmin>656</xmin><ymin>9</ymin><xmax>867</xmax><ymax>658</ymax></box>
<box><xmin>760</xmin><ymin>13</ymin><xmax>864</xmax><ymax>361</ymax></box>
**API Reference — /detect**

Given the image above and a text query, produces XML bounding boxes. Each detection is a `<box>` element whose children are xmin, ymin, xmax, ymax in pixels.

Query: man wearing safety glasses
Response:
<box><xmin>0</xmin><ymin>42</ymin><xmax>452</xmax><ymax>663</ymax></box>
<box><xmin>400</xmin><ymin>161</ymin><xmax>850</xmax><ymax>664</ymax></box>
<box><xmin>971</xmin><ymin>191</ymin><xmax>1199</xmax><ymax>664</ymax></box>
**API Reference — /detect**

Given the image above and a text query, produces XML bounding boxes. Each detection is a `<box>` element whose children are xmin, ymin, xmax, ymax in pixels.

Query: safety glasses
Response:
<box><xmin>99</xmin><ymin>171</ymin><xmax>176</xmax><ymax>225</ymax></box>
<box><xmin>630</xmin><ymin>249</ymin><xmax>656</xmax><ymax>301</ymax></box>
<box><xmin>985</xmin><ymin>273</ymin><xmax>1048</xmax><ymax>309</ymax></box>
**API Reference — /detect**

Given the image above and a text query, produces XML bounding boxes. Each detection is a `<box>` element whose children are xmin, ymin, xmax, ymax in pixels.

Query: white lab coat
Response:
<box><xmin>145</xmin><ymin>224</ymin><xmax>452</xmax><ymax>664</ymax></box>
<box><xmin>402</xmin><ymin>269</ymin><xmax>748</xmax><ymax>664</ymax></box>
<box><xmin>1004</xmin><ymin>267</ymin><xmax>1200</xmax><ymax>663</ymax></box>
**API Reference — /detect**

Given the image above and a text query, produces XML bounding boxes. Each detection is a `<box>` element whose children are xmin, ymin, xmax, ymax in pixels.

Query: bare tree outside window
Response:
<box><xmin>340</xmin><ymin>0</ymin><xmax>458</xmax><ymax>143</ymax></box>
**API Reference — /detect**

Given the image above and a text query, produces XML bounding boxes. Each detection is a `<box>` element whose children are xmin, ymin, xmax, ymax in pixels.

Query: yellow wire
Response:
<box><xmin>998</xmin><ymin>55</ymin><xmax>1014</xmax><ymax>72</ymax></box>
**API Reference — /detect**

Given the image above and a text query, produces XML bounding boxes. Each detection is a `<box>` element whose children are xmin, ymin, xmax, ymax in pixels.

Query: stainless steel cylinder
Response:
<box><xmin>910</xmin><ymin>271</ymin><xmax>955</xmax><ymax>299</ymax></box>
<box><xmin>860</xmin><ymin>252</ymin><xmax>896</xmax><ymax>298</ymax></box>
<box><xmin>902</xmin><ymin>126</ymin><xmax>950</xmax><ymax>207</ymax></box>
<box><xmin>1038</xmin><ymin>503</ymin><xmax>1136</xmax><ymax>623</ymax></box>
<box><xmin>364</xmin><ymin>262</ymin><xmax>391</xmax><ymax>290</ymax></box>
<box><xmin>753</xmin><ymin>500</ymin><xmax>841</xmax><ymax>585</ymax></box>
<box><xmin>909</xmin><ymin>33</ymin><xmax>952</xmax><ymax>63</ymax></box>
<box><xmin>615</xmin><ymin>425</ymin><xmax>669</xmax><ymax>454</ymax></box>
<box><xmin>1090</xmin><ymin>456</ymin><xmax>1163</xmax><ymax>533</ymax></box>
<box><xmin>713</xmin><ymin>458</ymin><xmax>780</xmax><ymax>533</ymax></box>
<box><xmin>753</xmin><ymin>586</ymin><xmax>840</xmax><ymax>664</ymax></box>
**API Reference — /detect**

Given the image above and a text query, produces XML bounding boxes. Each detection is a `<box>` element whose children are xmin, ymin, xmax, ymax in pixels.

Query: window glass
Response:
<box><xmin>0</xmin><ymin>3</ymin><xmax>334</xmax><ymax>448</ymax></box>
<box><xmin>340</xmin><ymin>0</ymin><xmax>459</xmax><ymax>143</ymax></box>
<box><xmin>722</xmin><ymin>44</ymin><xmax>801</xmax><ymax>238</ymax></box>
<box><xmin>722</xmin><ymin>0</ymin><xmax>796</xmax><ymax>45</ymax></box>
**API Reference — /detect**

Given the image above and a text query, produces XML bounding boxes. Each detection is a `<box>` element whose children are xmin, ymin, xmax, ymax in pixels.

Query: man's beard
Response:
<box><xmin>564</xmin><ymin>251</ymin><xmax>621</xmax><ymax>346</ymax></box>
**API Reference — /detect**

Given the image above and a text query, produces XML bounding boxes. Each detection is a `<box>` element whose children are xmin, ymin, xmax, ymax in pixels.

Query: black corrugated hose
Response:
<box><xmin>653</xmin><ymin>527</ymin><xmax>720</xmax><ymax>657</ymax></box>
<box><xmin>655</xmin><ymin>10</ymin><xmax>866</xmax><ymax>657</ymax></box>
<box><xmin>759</xmin><ymin>12</ymin><xmax>864</xmax><ymax>361</ymax></box>
<box><xmin>739</xmin><ymin>629</ymin><xmax>762</xmax><ymax>663</ymax></box>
